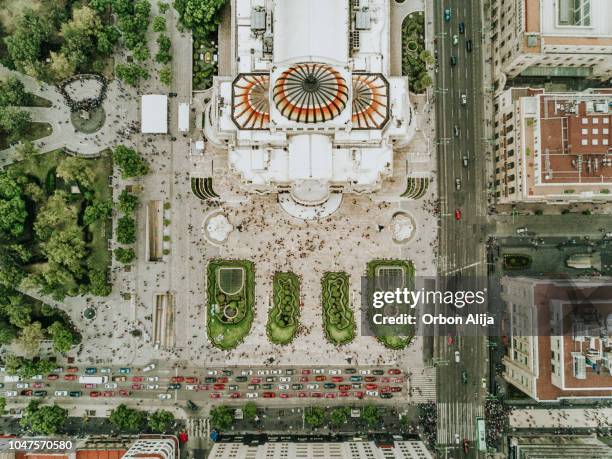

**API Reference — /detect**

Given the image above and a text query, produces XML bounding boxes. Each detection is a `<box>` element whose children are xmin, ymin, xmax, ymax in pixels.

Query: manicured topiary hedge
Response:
<box><xmin>321</xmin><ymin>272</ymin><xmax>355</xmax><ymax>345</ymax></box>
<box><xmin>266</xmin><ymin>271</ymin><xmax>300</xmax><ymax>345</ymax></box>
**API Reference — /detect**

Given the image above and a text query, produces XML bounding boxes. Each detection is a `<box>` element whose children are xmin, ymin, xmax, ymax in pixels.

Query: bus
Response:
<box><xmin>476</xmin><ymin>417</ymin><xmax>487</xmax><ymax>452</ymax></box>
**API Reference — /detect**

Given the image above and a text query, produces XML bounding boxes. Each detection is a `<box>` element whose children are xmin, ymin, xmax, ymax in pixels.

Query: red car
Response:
<box><xmin>311</xmin><ymin>392</ymin><xmax>323</xmax><ymax>398</ymax></box>
<box><xmin>131</xmin><ymin>383</ymin><xmax>142</xmax><ymax>390</ymax></box>
<box><xmin>230</xmin><ymin>392</ymin><xmax>241</xmax><ymax>399</ymax></box>
<box><xmin>388</xmin><ymin>369</ymin><xmax>402</xmax><ymax>375</ymax></box>
<box><xmin>217</xmin><ymin>377</ymin><xmax>228</xmax><ymax>383</ymax></box>
<box><xmin>301</xmin><ymin>369</ymin><xmax>311</xmax><ymax>375</ymax></box>
<box><xmin>67</xmin><ymin>367</ymin><xmax>79</xmax><ymax>373</ymax></box>
<box><xmin>447</xmin><ymin>335</ymin><xmax>454</xmax><ymax>345</ymax></box>
<box><xmin>119</xmin><ymin>389</ymin><xmax>131</xmax><ymax>396</ymax></box>
<box><xmin>84</xmin><ymin>383</ymin><xmax>96</xmax><ymax>389</ymax></box>
<box><xmin>365</xmin><ymin>384</ymin><xmax>378</xmax><ymax>390</ymax></box>
<box><xmin>32</xmin><ymin>382</ymin><xmax>45</xmax><ymax>388</ymax></box>
<box><xmin>354</xmin><ymin>391</ymin><xmax>365</xmax><ymax>399</ymax></box>
<box><xmin>338</xmin><ymin>385</ymin><xmax>351</xmax><ymax>391</ymax></box>
<box><xmin>325</xmin><ymin>393</ymin><xmax>335</xmax><ymax>399</ymax></box>
<box><xmin>338</xmin><ymin>391</ymin><xmax>350</xmax><ymax>397</ymax></box>
<box><xmin>380</xmin><ymin>377</ymin><xmax>391</xmax><ymax>383</ymax></box>
<box><xmin>455</xmin><ymin>209</ymin><xmax>462</xmax><ymax>220</ymax></box>
<box><xmin>315</xmin><ymin>375</ymin><xmax>326</xmax><ymax>382</ymax></box>
<box><xmin>390</xmin><ymin>387</ymin><xmax>402</xmax><ymax>393</ymax></box>
<box><xmin>64</xmin><ymin>375</ymin><xmax>77</xmax><ymax>381</ymax></box>
<box><xmin>90</xmin><ymin>391</ymin><xmax>100</xmax><ymax>397</ymax></box>
<box><xmin>198</xmin><ymin>384</ymin><xmax>211</xmax><ymax>391</ymax></box>
<box><xmin>210</xmin><ymin>393</ymin><xmax>221</xmax><ymax>399</ymax></box>
<box><xmin>279</xmin><ymin>393</ymin><xmax>291</xmax><ymax>399</ymax></box>
<box><xmin>298</xmin><ymin>392</ymin><xmax>308</xmax><ymax>398</ymax></box>
<box><xmin>331</xmin><ymin>376</ymin><xmax>343</xmax><ymax>383</ymax></box>
<box><xmin>213</xmin><ymin>384</ymin><xmax>225</xmax><ymax>390</ymax></box>
<box><xmin>132</xmin><ymin>376</ymin><xmax>144</xmax><ymax>382</ymax></box>
<box><xmin>380</xmin><ymin>386</ymin><xmax>391</xmax><ymax>393</ymax></box>
<box><xmin>185</xmin><ymin>377</ymin><xmax>198</xmax><ymax>384</ymax></box>
<box><xmin>263</xmin><ymin>392</ymin><xmax>275</xmax><ymax>398</ymax></box>
<box><xmin>102</xmin><ymin>391</ymin><xmax>114</xmax><ymax>397</ymax></box>
<box><xmin>171</xmin><ymin>376</ymin><xmax>185</xmax><ymax>383</ymax></box>
<box><xmin>299</xmin><ymin>376</ymin><xmax>309</xmax><ymax>382</ymax></box>
<box><xmin>47</xmin><ymin>374</ymin><xmax>59</xmax><ymax>380</ymax></box>
<box><xmin>364</xmin><ymin>376</ymin><xmax>376</xmax><ymax>382</ymax></box>
<box><xmin>251</xmin><ymin>378</ymin><xmax>261</xmax><ymax>384</ymax></box>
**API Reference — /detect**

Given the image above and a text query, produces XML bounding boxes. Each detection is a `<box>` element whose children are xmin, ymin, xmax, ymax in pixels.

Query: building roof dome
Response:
<box><xmin>273</xmin><ymin>63</ymin><xmax>349</xmax><ymax>123</ymax></box>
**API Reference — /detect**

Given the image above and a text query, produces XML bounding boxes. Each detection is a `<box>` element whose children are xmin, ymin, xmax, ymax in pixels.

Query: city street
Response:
<box><xmin>433</xmin><ymin>0</ymin><xmax>490</xmax><ymax>455</ymax></box>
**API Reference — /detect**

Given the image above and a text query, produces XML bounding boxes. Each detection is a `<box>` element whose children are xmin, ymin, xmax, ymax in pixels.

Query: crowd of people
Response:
<box><xmin>59</xmin><ymin>74</ymin><xmax>108</xmax><ymax>112</ymax></box>
<box><xmin>485</xmin><ymin>398</ymin><xmax>512</xmax><ymax>445</ymax></box>
<box><xmin>418</xmin><ymin>401</ymin><xmax>437</xmax><ymax>448</ymax></box>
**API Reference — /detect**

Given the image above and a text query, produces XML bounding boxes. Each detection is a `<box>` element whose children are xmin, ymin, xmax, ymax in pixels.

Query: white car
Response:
<box><xmin>312</xmin><ymin>369</ymin><xmax>324</xmax><ymax>374</ymax></box>
<box><xmin>246</xmin><ymin>392</ymin><xmax>258</xmax><ymax>398</ymax></box>
<box><xmin>147</xmin><ymin>376</ymin><xmax>159</xmax><ymax>382</ymax></box>
<box><xmin>360</xmin><ymin>370</ymin><xmax>371</xmax><ymax>375</ymax></box>
<box><xmin>240</xmin><ymin>369</ymin><xmax>253</xmax><ymax>376</ymax></box>
<box><xmin>271</xmin><ymin>369</ymin><xmax>282</xmax><ymax>375</ymax></box>
<box><xmin>257</xmin><ymin>370</ymin><xmax>265</xmax><ymax>375</ymax></box>
<box><xmin>278</xmin><ymin>384</ymin><xmax>289</xmax><ymax>390</ymax></box>
<box><xmin>306</xmin><ymin>384</ymin><xmax>319</xmax><ymax>390</ymax></box>
<box><xmin>104</xmin><ymin>383</ymin><xmax>118</xmax><ymax>389</ymax></box>
<box><xmin>279</xmin><ymin>377</ymin><xmax>290</xmax><ymax>383</ymax></box>
<box><xmin>328</xmin><ymin>369</ymin><xmax>340</xmax><ymax>375</ymax></box>
<box><xmin>366</xmin><ymin>390</ymin><xmax>378</xmax><ymax>397</ymax></box>
<box><xmin>3</xmin><ymin>390</ymin><xmax>17</xmax><ymax>397</ymax></box>
<box><xmin>452</xmin><ymin>34</ymin><xmax>458</xmax><ymax>45</ymax></box>
<box><xmin>31</xmin><ymin>375</ymin><xmax>43</xmax><ymax>380</ymax></box>
<box><xmin>455</xmin><ymin>351</ymin><xmax>461</xmax><ymax>363</ymax></box>
<box><xmin>16</xmin><ymin>383</ymin><xmax>29</xmax><ymax>389</ymax></box>
<box><xmin>186</xmin><ymin>384</ymin><xmax>198</xmax><ymax>391</ymax></box>
<box><xmin>158</xmin><ymin>393</ymin><xmax>171</xmax><ymax>400</ymax></box>
<box><xmin>100</xmin><ymin>368</ymin><xmax>111</xmax><ymax>374</ymax></box>
<box><xmin>143</xmin><ymin>364</ymin><xmax>156</xmax><ymax>372</ymax></box>
<box><xmin>146</xmin><ymin>384</ymin><xmax>159</xmax><ymax>390</ymax></box>
<box><xmin>207</xmin><ymin>370</ymin><xmax>219</xmax><ymax>376</ymax></box>
<box><xmin>54</xmin><ymin>390</ymin><xmax>68</xmax><ymax>397</ymax></box>
<box><xmin>461</xmin><ymin>94</ymin><xmax>467</xmax><ymax>105</ymax></box>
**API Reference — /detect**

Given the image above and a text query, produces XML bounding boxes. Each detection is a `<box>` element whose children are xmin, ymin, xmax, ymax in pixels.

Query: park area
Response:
<box><xmin>401</xmin><ymin>12</ymin><xmax>434</xmax><ymax>93</ymax></box>
<box><xmin>366</xmin><ymin>259</ymin><xmax>415</xmax><ymax>350</ymax></box>
<box><xmin>321</xmin><ymin>272</ymin><xmax>355</xmax><ymax>345</ymax></box>
<box><xmin>206</xmin><ymin>259</ymin><xmax>255</xmax><ymax>350</ymax></box>
<box><xmin>266</xmin><ymin>271</ymin><xmax>300</xmax><ymax>345</ymax></box>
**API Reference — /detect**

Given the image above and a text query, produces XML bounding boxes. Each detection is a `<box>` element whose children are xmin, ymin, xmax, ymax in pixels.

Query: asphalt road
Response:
<box><xmin>433</xmin><ymin>0</ymin><xmax>489</xmax><ymax>456</ymax></box>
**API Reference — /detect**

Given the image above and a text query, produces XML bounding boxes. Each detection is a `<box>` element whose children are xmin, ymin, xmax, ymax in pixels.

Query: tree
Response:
<box><xmin>109</xmin><ymin>404</ymin><xmax>147</xmax><ymax>432</ymax></box>
<box><xmin>41</xmin><ymin>225</ymin><xmax>86</xmax><ymax>274</ymax></box>
<box><xmin>174</xmin><ymin>0</ymin><xmax>226</xmax><ymax>38</ymax></box>
<box><xmin>361</xmin><ymin>405</ymin><xmax>380</xmax><ymax>427</ymax></box>
<box><xmin>84</xmin><ymin>200</ymin><xmax>112</xmax><ymax>225</ymax></box>
<box><xmin>329</xmin><ymin>407</ymin><xmax>349</xmax><ymax>428</ymax></box>
<box><xmin>152</xmin><ymin>16</ymin><xmax>167</xmax><ymax>32</ymax></box>
<box><xmin>4</xmin><ymin>9</ymin><xmax>54</xmax><ymax>77</ymax></box>
<box><xmin>114</xmin><ymin>247</ymin><xmax>136</xmax><ymax>264</ymax></box>
<box><xmin>57</xmin><ymin>156</ymin><xmax>95</xmax><ymax>188</ymax></box>
<box><xmin>159</xmin><ymin>67</ymin><xmax>172</xmax><ymax>86</ymax></box>
<box><xmin>4</xmin><ymin>355</ymin><xmax>55</xmax><ymax>379</ymax></box>
<box><xmin>34</xmin><ymin>192</ymin><xmax>78</xmax><ymax>241</ymax></box>
<box><xmin>155</xmin><ymin>35</ymin><xmax>172</xmax><ymax>64</ymax></box>
<box><xmin>4</xmin><ymin>294</ymin><xmax>32</xmax><ymax>328</ymax></box>
<box><xmin>88</xmin><ymin>270</ymin><xmax>111</xmax><ymax>296</ymax></box>
<box><xmin>47</xmin><ymin>321</ymin><xmax>75</xmax><ymax>353</ymax></box>
<box><xmin>16</xmin><ymin>321</ymin><xmax>43</xmax><ymax>356</ymax></box>
<box><xmin>158</xmin><ymin>2</ymin><xmax>170</xmax><ymax>14</ymax></box>
<box><xmin>419</xmin><ymin>50</ymin><xmax>435</xmax><ymax>66</ymax></box>
<box><xmin>0</xmin><ymin>76</ymin><xmax>31</xmax><ymax>107</ymax></box>
<box><xmin>115</xmin><ymin>63</ymin><xmax>149</xmax><ymax>86</ymax></box>
<box><xmin>96</xmin><ymin>26</ymin><xmax>120</xmax><ymax>56</ymax></box>
<box><xmin>304</xmin><ymin>407</ymin><xmax>325</xmax><ymax>428</ymax></box>
<box><xmin>49</xmin><ymin>52</ymin><xmax>76</xmax><ymax>82</ymax></box>
<box><xmin>117</xmin><ymin>216</ymin><xmax>136</xmax><ymax>244</ymax></box>
<box><xmin>148</xmin><ymin>409</ymin><xmax>174</xmax><ymax>433</ymax></box>
<box><xmin>0</xmin><ymin>172</ymin><xmax>27</xmax><ymax>238</ymax></box>
<box><xmin>20</xmin><ymin>400</ymin><xmax>68</xmax><ymax>435</ymax></box>
<box><xmin>118</xmin><ymin>189</ymin><xmax>139</xmax><ymax>213</ymax></box>
<box><xmin>210</xmin><ymin>405</ymin><xmax>233</xmax><ymax>430</ymax></box>
<box><xmin>0</xmin><ymin>318</ymin><xmax>18</xmax><ymax>345</ymax></box>
<box><xmin>243</xmin><ymin>402</ymin><xmax>257</xmax><ymax>420</ymax></box>
<box><xmin>0</xmin><ymin>397</ymin><xmax>6</xmax><ymax>414</ymax></box>
<box><xmin>113</xmin><ymin>145</ymin><xmax>149</xmax><ymax>178</ymax></box>
<box><xmin>132</xmin><ymin>43</ymin><xmax>150</xmax><ymax>62</ymax></box>
<box><xmin>14</xmin><ymin>141</ymin><xmax>39</xmax><ymax>164</ymax></box>
<box><xmin>419</xmin><ymin>73</ymin><xmax>433</xmax><ymax>89</ymax></box>
<box><xmin>0</xmin><ymin>107</ymin><xmax>31</xmax><ymax>141</ymax></box>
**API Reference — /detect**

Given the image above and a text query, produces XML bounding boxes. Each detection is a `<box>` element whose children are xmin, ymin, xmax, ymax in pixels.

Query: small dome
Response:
<box><xmin>273</xmin><ymin>63</ymin><xmax>349</xmax><ymax>123</ymax></box>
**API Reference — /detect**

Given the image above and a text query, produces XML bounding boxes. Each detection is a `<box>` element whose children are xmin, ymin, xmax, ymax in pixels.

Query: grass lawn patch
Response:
<box><xmin>366</xmin><ymin>259</ymin><xmax>415</xmax><ymax>350</ymax></box>
<box><xmin>207</xmin><ymin>259</ymin><xmax>255</xmax><ymax>350</ymax></box>
<box><xmin>321</xmin><ymin>272</ymin><xmax>355</xmax><ymax>345</ymax></box>
<box><xmin>0</xmin><ymin>122</ymin><xmax>52</xmax><ymax>150</ymax></box>
<box><xmin>267</xmin><ymin>272</ymin><xmax>300</xmax><ymax>345</ymax></box>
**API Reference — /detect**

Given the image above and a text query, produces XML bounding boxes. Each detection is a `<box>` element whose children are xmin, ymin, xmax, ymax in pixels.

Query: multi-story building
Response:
<box><xmin>507</xmin><ymin>434</ymin><xmax>612</xmax><ymax>458</ymax></box>
<box><xmin>500</xmin><ymin>276</ymin><xmax>612</xmax><ymax>401</ymax></box>
<box><xmin>208</xmin><ymin>438</ymin><xmax>432</xmax><ymax>459</ymax></box>
<box><xmin>489</xmin><ymin>0</ymin><xmax>612</xmax><ymax>83</ymax></box>
<box><xmin>204</xmin><ymin>0</ymin><xmax>414</xmax><ymax>219</ymax></box>
<box><xmin>121</xmin><ymin>436</ymin><xmax>178</xmax><ymax>459</ymax></box>
<box><xmin>493</xmin><ymin>87</ymin><xmax>612</xmax><ymax>203</ymax></box>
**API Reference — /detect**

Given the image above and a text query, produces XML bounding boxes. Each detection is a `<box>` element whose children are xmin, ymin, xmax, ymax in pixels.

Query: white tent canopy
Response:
<box><xmin>141</xmin><ymin>95</ymin><xmax>168</xmax><ymax>134</ymax></box>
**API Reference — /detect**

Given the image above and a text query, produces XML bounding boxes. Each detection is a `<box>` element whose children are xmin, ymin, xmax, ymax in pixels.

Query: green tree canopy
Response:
<box><xmin>84</xmin><ymin>200</ymin><xmax>112</xmax><ymax>225</ymax></box>
<box><xmin>109</xmin><ymin>404</ymin><xmax>147</xmax><ymax>432</ymax></box>
<box><xmin>47</xmin><ymin>321</ymin><xmax>75</xmax><ymax>353</ymax></box>
<box><xmin>117</xmin><ymin>216</ymin><xmax>136</xmax><ymax>244</ymax></box>
<box><xmin>243</xmin><ymin>402</ymin><xmax>257</xmax><ymax>420</ymax></box>
<box><xmin>361</xmin><ymin>405</ymin><xmax>381</xmax><ymax>427</ymax></box>
<box><xmin>118</xmin><ymin>189</ymin><xmax>139</xmax><ymax>213</ymax></box>
<box><xmin>115</xmin><ymin>63</ymin><xmax>149</xmax><ymax>86</ymax></box>
<box><xmin>0</xmin><ymin>107</ymin><xmax>32</xmax><ymax>142</ymax></box>
<box><xmin>210</xmin><ymin>405</ymin><xmax>233</xmax><ymax>430</ymax></box>
<box><xmin>16</xmin><ymin>321</ymin><xmax>44</xmax><ymax>356</ymax></box>
<box><xmin>0</xmin><ymin>172</ymin><xmax>27</xmax><ymax>239</ymax></box>
<box><xmin>4</xmin><ymin>9</ymin><xmax>54</xmax><ymax>78</ymax></box>
<box><xmin>57</xmin><ymin>156</ymin><xmax>95</xmax><ymax>189</ymax></box>
<box><xmin>152</xmin><ymin>16</ymin><xmax>167</xmax><ymax>32</ymax></box>
<box><xmin>113</xmin><ymin>145</ymin><xmax>149</xmax><ymax>178</ymax></box>
<box><xmin>5</xmin><ymin>355</ymin><xmax>55</xmax><ymax>379</ymax></box>
<box><xmin>159</xmin><ymin>67</ymin><xmax>172</xmax><ymax>86</ymax></box>
<box><xmin>148</xmin><ymin>409</ymin><xmax>175</xmax><ymax>433</ymax></box>
<box><xmin>304</xmin><ymin>407</ymin><xmax>326</xmax><ymax>428</ymax></box>
<box><xmin>88</xmin><ymin>270</ymin><xmax>111</xmax><ymax>297</ymax></box>
<box><xmin>20</xmin><ymin>400</ymin><xmax>68</xmax><ymax>435</ymax></box>
<box><xmin>329</xmin><ymin>407</ymin><xmax>349</xmax><ymax>428</ymax></box>
<box><xmin>174</xmin><ymin>0</ymin><xmax>226</xmax><ymax>38</ymax></box>
<box><xmin>0</xmin><ymin>76</ymin><xmax>31</xmax><ymax>107</ymax></box>
<box><xmin>114</xmin><ymin>247</ymin><xmax>136</xmax><ymax>264</ymax></box>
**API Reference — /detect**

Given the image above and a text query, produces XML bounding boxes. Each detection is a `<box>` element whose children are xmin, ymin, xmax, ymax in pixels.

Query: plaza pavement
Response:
<box><xmin>509</xmin><ymin>407</ymin><xmax>612</xmax><ymax>430</ymax></box>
